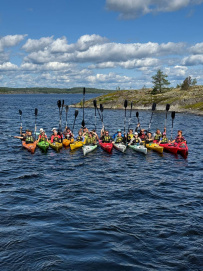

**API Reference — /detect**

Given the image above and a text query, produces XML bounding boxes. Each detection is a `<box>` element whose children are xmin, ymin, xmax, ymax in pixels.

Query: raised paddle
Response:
<box><xmin>100</xmin><ymin>104</ymin><xmax>105</xmax><ymax>129</ymax></box>
<box><xmin>165</xmin><ymin>104</ymin><xmax>170</xmax><ymax>129</ymax></box>
<box><xmin>34</xmin><ymin>108</ymin><xmax>38</xmax><ymax>139</ymax></box>
<box><xmin>148</xmin><ymin>102</ymin><xmax>156</xmax><ymax>131</ymax></box>
<box><xmin>19</xmin><ymin>109</ymin><xmax>22</xmax><ymax>127</ymax></box>
<box><xmin>171</xmin><ymin>111</ymin><xmax>175</xmax><ymax>140</ymax></box>
<box><xmin>93</xmin><ymin>100</ymin><xmax>97</xmax><ymax>131</ymax></box>
<box><xmin>72</xmin><ymin>109</ymin><xmax>79</xmax><ymax>133</ymax></box>
<box><xmin>65</xmin><ymin>105</ymin><xmax>69</xmax><ymax>128</ymax></box>
<box><xmin>57</xmin><ymin>100</ymin><xmax>62</xmax><ymax>131</ymax></box>
<box><xmin>128</xmin><ymin>101</ymin><xmax>133</xmax><ymax>131</ymax></box>
<box><xmin>81</xmin><ymin>87</ymin><xmax>86</xmax><ymax>128</ymax></box>
<box><xmin>124</xmin><ymin>100</ymin><xmax>128</xmax><ymax>135</ymax></box>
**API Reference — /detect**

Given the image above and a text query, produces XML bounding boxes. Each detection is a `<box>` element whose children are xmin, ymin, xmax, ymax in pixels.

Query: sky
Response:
<box><xmin>0</xmin><ymin>0</ymin><xmax>203</xmax><ymax>90</ymax></box>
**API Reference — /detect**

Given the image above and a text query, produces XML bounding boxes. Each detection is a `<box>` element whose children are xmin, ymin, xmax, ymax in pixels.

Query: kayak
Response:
<box><xmin>22</xmin><ymin>141</ymin><xmax>37</xmax><ymax>154</ymax></box>
<box><xmin>37</xmin><ymin>141</ymin><xmax>49</xmax><ymax>152</ymax></box>
<box><xmin>99</xmin><ymin>141</ymin><xmax>113</xmax><ymax>153</ymax></box>
<box><xmin>63</xmin><ymin>138</ymin><xmax>74</xmax><ymax>147</ymax></box>
<box><xmin>159</xmin><ymin>143</ymin><xmax>178</xmax><ymax>154</ymax></box>
<box><xmin>113</xmin><ymin>143</ymin><xmax>126</xmax><ymax>153</ymax></box>
<box><xmin>70</xmin><ymin>141</ymin><xmax>84</xmax><ymax>151</ymax></box>
<box><xmin>146</xmin><ymin>143</ymin><xmax>163</xmax><ymax>154</ymax></box>
<box><xmin>177</xmin><ymin>142</ymin><xmax>188</xmax><ymax>157</ymax></box>
<box><xmin>129</xmin><ymin>144</ymin><xmax>147</xmax><ymax>154</ymax></box>
<box><xmin>82</xmin><ymin>144</ymin><xmax>97</xmax><ymax>156</ymax></box>
<box><xmin>49</xmin><ymin>142</ymin><xmax>63</xmax><ymax>152</ymax></box>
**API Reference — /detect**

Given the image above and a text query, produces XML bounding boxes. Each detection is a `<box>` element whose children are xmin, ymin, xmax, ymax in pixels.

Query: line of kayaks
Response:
<box><xmin>21</xmin><ymin>140</ymin><xmax>188</xmax><ymax>157</ymax></box>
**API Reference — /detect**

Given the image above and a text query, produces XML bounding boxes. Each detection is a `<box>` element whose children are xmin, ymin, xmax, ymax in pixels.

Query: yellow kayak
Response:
<box><xmin>70</xmin><ymin>141</ymin><xmax>84</xmax><ymax>151</ymax></box>
<box><xmin>49</xmin><ymin>142</ymin><xmax>63</xmax><ymax>152</ymax></box>
<box><xmin>146</xmin><ymin>143</ymin><xmax>163</xmax><ymax>154</ymax></box>
<box><xmin>63</xmin><ymin>138</ymin><xmax>74</xmax><ymax>147</ymax></box>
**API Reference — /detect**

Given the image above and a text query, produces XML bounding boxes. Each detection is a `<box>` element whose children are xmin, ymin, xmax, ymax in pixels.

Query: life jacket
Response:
<box><xmin>51</xmin><ymin>135</ymin><xmax>61</xmax><ymax>143</ymax></box>
<box><xmin>102</xmin><ymin>135</ymin><xmax>111</xmax><ymax>143</ymax></box>
<box><xmin>76</xmin><ymin>135</ymin><xmax>83</xmax><ymax>141</ymax></box>
<box><xmin>132</xmin><ymin>137</ymin><xmax>140</xmax><ymax>144</ymax></box>
<box><xmin>85</xmin><ymin>137</ymin><xmax>93</xmax><ymax>144</ymax></box>
<box><xmin>39</xmin><ymin>135</ymin><xmax>47</xmax><ymax>142</ymax></box>
<box><xmin>115</xmin><ymin>136</ymin><xmax>123</xmax><ymax>143</ymax></box>
<box><xmin>154</xmin><ymin>134</ymin><xmax>162</xmax><ymax>141</ymax></box>
<box><xmin>175</xmin><ymin>136</ymin><xmax>185</xmax><ymax>143</ymax></box>
<box><xmin>25</xmin><ymin>135</ymin><xmax>34</xmax><ymax>144</ymax></box>
<box><xmin>139</xmin><ymin>133</ymin><xmax>146</xmax><ymax>140</ymax></box>
<box><xmin>160</xmin><ymin>137</ymin><xmax>168</xmax><ymax>143</ymax></box>
<box><xmin>65</xmin><ymin>132</ymin><xmax>72</xmax><ymax>139</ymax></box>
<box><xmin>127</xmin><ymin>133</ymin><xmax>133</xmax><ymax>142</ymax></box>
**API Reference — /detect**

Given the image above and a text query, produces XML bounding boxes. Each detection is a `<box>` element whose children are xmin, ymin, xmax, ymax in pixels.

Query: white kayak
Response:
<box><xmin>113</xmin><ymin>143</ymin><xmax>127</xmax><ymax>153</ymax></box>
<box><xmin>82</xmin><ymin>144</ymin><xmax>97</xmax><ymax>156</ymax></box>
<box><xmin>129</xmin><ymin>144</ymin><xmax>147</xmax><ymax>154</ymax></box>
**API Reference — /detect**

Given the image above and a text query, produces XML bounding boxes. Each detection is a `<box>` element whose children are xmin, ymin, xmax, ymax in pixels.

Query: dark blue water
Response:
<box><xmin>0</xmin><ymin>94</ymin><xmax>202</xmax><ymax>271</ymax></box>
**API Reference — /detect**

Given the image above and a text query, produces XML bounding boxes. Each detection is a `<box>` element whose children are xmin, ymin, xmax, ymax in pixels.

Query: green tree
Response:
<box><xmin>181</xmin><ymin>76</ymin><xmax>196</xmax><ymax>90</ymax></box>
<box><xmin>151</xmin><ymin>69</ymin><xmax>170</xmax><ymax>92</ymax></box>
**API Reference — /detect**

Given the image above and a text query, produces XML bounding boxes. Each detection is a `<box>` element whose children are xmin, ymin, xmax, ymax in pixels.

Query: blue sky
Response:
<box><xmin>1</xmin><ymin>0</ymin><xmax>203</xmax><ymax>90</ymax></box>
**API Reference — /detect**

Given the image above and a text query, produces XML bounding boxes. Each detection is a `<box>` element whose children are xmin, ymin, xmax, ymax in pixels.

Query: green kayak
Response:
<box><xmin>37</xmin><ymin>141</ymin><xmax>49</xmax><ymax>152</ymax></box>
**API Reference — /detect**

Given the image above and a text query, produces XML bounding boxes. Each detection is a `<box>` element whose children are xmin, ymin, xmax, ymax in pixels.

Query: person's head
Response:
<box><xmin>105</xmin><ymin>130</ymin><xmax>109</xmax><ymax>136</ymax></box>
<box><xmin>40</xmin><ymin>128</ymin><xmax>44</xmax><ymax>133</ymax></box>
<box><xmin>147</xmin><ymin>132</ymin><xmax>152</xmax><ymax>137</ymax></box>
<box><xmin>41</xmin><ymin>131</ymin><xmax>46</xmax><ymax>136</ymax></box>
<box><xmin>66</xmin><ymin>127</ymin><xmax>70</xmax><ymax>132</ymax></box>
<box><xmin>118</xmin><ymin>131</ymin><xmax>122</xmax><ymax>136</ymax></box>
<box><xmin>117</xmin><ymin>129</ymin><xmax>121</xmax><ymax>133</ymax></box>
<box><xmin>27</xmin><ymin>130</ymin><xmax>32</xmax><ymax>136</ymax></box>
<box><xmin>52</xmin><ymin>128</ymin><xmax>57</xmax><ymax>134</ymax></box>
<box><xmin>163</xmin><ymin>132</ymin><xmax>166</xmax><ymax>137</ymax></box>
<box><xmin>83</xmin><ymin>127</ymin><xmax>87</xmax><ymax>132</ymax></box>
<box><xmin>156</xmin><ymin>129</ymin><xmax>161</xmax><ymax>134</ymax></box>
<box><xmin>78</xmin><ymin>130</ymin><xmax>82</xmax><ymax>136</ymax></box>
<box><xmin>134</xmin><ymin>132</ymin><xmax>138</xmax><ymax>137</ymax></box>
<box><xmin>178</xmin><ymin>130</ymin><xmax>182</xmax><ymax>135</ymax></box>
<box><xmin>141</xmin><ymin>129</ymin><xmax>145</xmax><ymax>134</ymax></box>
<box><xmin>129</xmin><ymin>129</ymin><xmax>133</xmax><ymax>134</ymax></box>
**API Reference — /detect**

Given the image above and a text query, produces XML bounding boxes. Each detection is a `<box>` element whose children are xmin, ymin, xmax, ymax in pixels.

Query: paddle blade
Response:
<box><xmin>100</xmin><ymin>104</ymin><xmax>103</xmax><ymax>112</ymax></box>
<box><xmin>19</xmin><ymin>110</ymin><xmax>22</xmax><ymax>116</ymax></box>
<box><xmin>35</xmin><ymin>108</ymin><xmax>38</xmax><ymax>116</ymax></box>
<box><xmin>136</xmin><ymin>112</ymin><xmax>139</xmax><ymax>118</ymax></box>
<box><xmin>57</xmin><ymin>100</ymin><xmax>61</xmax><ymax>108</ymax></box>
<box><xmin>166</xmin><ymin>104</ymin><xmax>170</xmax><ymax>111</ymax></box>
<box><xmin>152</xmin><ymin>103</ymin><xmax>156</xmax><ymax>111</ymax></box>
<box><xmin>65</xmin><ymin>105</ymin><xmax>69</xmax><ymax>112</ymax></box>
<box><xmin>81</xmin><ymin>119</ymin><xmax>85</xmax><ymax>127</ymax></box>
<box><xmin>83</xmin><ymin>87</ymin><xmax>86</xmax><ymax>95</ymax></box>
<box><xmin>124</xmin><ymin>100</ymin><xmax>128</xmax><ymax>108</ymax></box>
<box><xmin>93</xmin><ymin>100</ymin><xmax>97</xmax><ymax>108</ymax></box>
<box><xmin>75</xmin><ymin>109</ymin><xmax>79</xmax><ymax>118</ymax></box>
<box><xmin>171</xmin><ymin>111</ymin><xmax>175</xmax><ymax>119</ymax></box>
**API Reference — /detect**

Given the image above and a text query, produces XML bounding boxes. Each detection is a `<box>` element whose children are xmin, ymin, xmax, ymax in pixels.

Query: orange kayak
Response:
<box><xmin>22</xmin><ymin>141</ymin><xmax>37</xmax><ymax>154</ymax></box>
<box><xmin>63</xmin><ymin>138</ymin><xmax>74</xmax><ymax>147</ymax></box>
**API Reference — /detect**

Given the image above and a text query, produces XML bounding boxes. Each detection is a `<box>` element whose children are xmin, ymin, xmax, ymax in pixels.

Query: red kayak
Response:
<box><xmin>99</xmin><ymin>140</ymin><xmax>113</xmax><ymax>153</ymax></box>
<box><xmin>177</xmin><ymin>142</ymin><xmax>188</xmax><ymax>157</ymax></box>
<box><xmin>159</xmin><ymin>143</ymin><xmax>179</xmax><ymax>154</ymax></box>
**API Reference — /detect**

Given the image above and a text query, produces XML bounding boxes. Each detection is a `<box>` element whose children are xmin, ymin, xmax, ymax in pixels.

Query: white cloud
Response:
<box><xmin>189</xmin><ymin>42</ymin><xmax>203</xmax><ymax>54</ymax></box>
<box><xmin>0</xmin><ymin>35</ymin><xmax>26</xmax><ymax>52</ymax></box>
<box><xmin>22</xmin><ymin>36</ymin><xmax>54</xmax><ymax>52</ymax></box>
<box><xmin>0</xmin><ymin>62</ymin><xmax>18</xmax><ymax>71</ymax></box>
<box><xmin>182</xmin><ymin>55</ymin><xmax>203</xmax><ymax>65</ymax></box>
<box><xmin>106</xmin><ymin>0</ymin><xmax>203</xmax><ymax>19</ymax></box>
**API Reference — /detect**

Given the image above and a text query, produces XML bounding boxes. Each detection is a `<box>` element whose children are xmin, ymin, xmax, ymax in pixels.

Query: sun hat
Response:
<box><xmin>52</xmin><ymin>128</ymin><xmax>57</xmax><ymax>131</ymax></box>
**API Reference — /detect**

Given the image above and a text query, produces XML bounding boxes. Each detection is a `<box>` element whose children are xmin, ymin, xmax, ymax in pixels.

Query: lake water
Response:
<box><xmin>0</xmin><ymin>94</ymin><xmax>202</xmax><ymax>271</ymax></box>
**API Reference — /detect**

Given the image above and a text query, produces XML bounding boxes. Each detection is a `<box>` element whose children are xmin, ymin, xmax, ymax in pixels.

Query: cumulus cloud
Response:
<box><xmin>182</xmin><ymin>55</ymin><xmax>203</xmax><ymax>65</ymax></box>
<box><xmin>0</xmin><ymin>35</ymin><xmax>26</xmax><ymax>52</ymax></box>
<box><xmin>0</xmin><ymin>62</ymin><xmax>18</xmax><ymax>71</ymax></box>
<box><xmin>106</xmin><ymin>0</ymin><xmax>203</xmax><ymax>19</ymax></box>
<box><xmin>189</xmin><ymin>42</ymin><xmax>203</xmax><ymax>54</ymax></box>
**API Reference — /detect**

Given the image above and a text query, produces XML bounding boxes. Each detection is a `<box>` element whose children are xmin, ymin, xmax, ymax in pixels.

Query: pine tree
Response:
<box><xmin>151</xmin><ymin>69</ymin><xmax>170</xmax><ymax>92</ymax></box>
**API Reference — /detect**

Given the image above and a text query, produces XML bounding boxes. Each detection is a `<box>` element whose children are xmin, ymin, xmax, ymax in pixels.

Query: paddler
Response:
<box><xmin>145</xmin><ymin>132</ymin><xmax>154</xmax><ymax>144</ymax></box>
<box><xmin>112</xmin><ymin>129</ymin><xmax>124</xmax><ymax>139</ymax></box>
<box><xmin>138</xmin><ymin>128</ymin><xmax>146</xmax><ymax>141</ymax></box>
<box><xmin>37</xmin><ymin>130</ymin><xmax>48</xmax><ymax>143</ymax></box>
<box><xmin>14</xmin><ymin>130</ymin><xmax>35</xmax><ymax>144</ymax></box>
<box><xmin>50</xmin><ymin>128</ymin><xmax>62</xmax><ymax>143</ymax></box>
<box><xmin>91</xmin><ymin>129</ymin><xmax>99</xmax><ymax>142</ymax></box>
<box><xmin>154</xmin><ymin>129</ymin><xmax>162</xmax><ymax>142</ymax></box>
<box><xmin>85</xmin><ymin>132</ymin><xmax>97</xmax><ymax>145</ymax></box>
<box><xmin>128</xmin><ymin>132</ymin><xmax>141</xmax><ymax>145</ymax></box>
<box><xmin>75</xmin><ymin>130</ymin><xmax>85</xmax><ymax>142</ymax></box>
<box><xmin>113</xmin><ymin>131</ymin><xmax>124</xmax><ymax>144</ymax></box>
<box><xmin>63</xmin><ymin>127</ymin><xmax>74</xmax><ymax>139</ymax></box>
<box><xmin>126</xmin><ymin>129</ymin><xmax>134</xmax><ymax>143</ymax></box>
<box><xmin>159</xmin><ymin>132</ymin><xmax>169</xmax><ymax>144</ymax></box>
<box><xmin>171</xmin><ymin>130</ymin><xmax>186</xmax><ymax>144</ymax></box>
<box><xmin>101</xmin><ymin>130</ymin><xmax>112</xmax><ymax>143</ymax></box>
<box><xmin>82</xmin><ymin>127</ymin><xmax>89</xmax><ymax>139</ymax></box>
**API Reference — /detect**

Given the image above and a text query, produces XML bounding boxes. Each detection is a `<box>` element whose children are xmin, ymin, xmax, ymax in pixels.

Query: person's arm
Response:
<box><xmin>14</xmin><ymin>136</ymin><xmax>23</xmax><ymax>139</ymax></box>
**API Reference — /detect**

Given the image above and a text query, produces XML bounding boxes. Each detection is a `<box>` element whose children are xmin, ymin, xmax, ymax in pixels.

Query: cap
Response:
<box><xmin>117</xmin><ymin>129</ymin><xmax>121</xmax><ymax>132</ymax></box>
<box><xmin>134</xmin><ymin>132</ymin><xmax>138</xmax><ymax>135</ymax></box>
<box><xmin>52</xmin><ymin>128</ymin><xmax>57</xmax><ymax>131</ymax></box>
<box><xmin>40</xmin><ymin>128</ymin><xmax>44</xmax><ymax>132</ymax></box>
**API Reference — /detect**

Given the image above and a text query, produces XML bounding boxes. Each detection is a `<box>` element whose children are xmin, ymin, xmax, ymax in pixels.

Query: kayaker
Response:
<box><xmin>113</xmin><ymin>131</ymin><xmax>124</xmax><ymax>143</ymax></box>
<box><xmin>14</xmin><ymin>130</ymin><xmax>35</xmax><ymax>144</ymax></box>
<box><xmin>154</xmin><ymin>129</ymin><xmax>162</xmax><ymax>142</ymax></box>
<box><xmin>82</xmin><ymin>127</ymin><xmax>89</xmax><ymax>139</ymax></box>
<box><xmin>37</xmin><ymin>130</ymin><xmax>48</xmax><ymax>143</ymax></box>
<box><xmin>91</xmin><ymin>129</ymin><xmax>99</xmax><ymax>141</ymax></box>
<box><xmin>138</xmin><ymin>129</ymin><xmax>147</xmax><ymax>141</ymax></box>
<box><xmin>85</xmin><ymin>132</ymin><xmax>97</xmax><ymax>145</ymax></box>
<box><xmin>145</xmin><ymin>132</ymin><xmax>154</xmax><ymax>144</ymax></box>
<box><xmin>171</xmin><ymin>130</ymin><xmax>186</xmax><ymax>144</ymax></box>
<box><xmin>128</xmin><ymin>132</ymin><xmax>141</xmax><ymax>145</ymax></box>
<box><xmin>112</xmin><ymin>129</ymin><xmax>124</xmax><ymax>139</ymax></box>
<box><xmin>63</xmin><ymin>127</ymin><xmax>74</xmax><ymax>139</ymax></box>
<box><xmin>75</xmin><ymin>130</ymin><xmax>85</xmax><ymax>142</ymax></box>
<box><xmin>159</xmin><ymin>132</ymin><xmax>169</xmax><ymax>144</ymax></box>
<box><xmin>101</xmin><ymin>130</ymin><xmax>112</xmax><ymax>143</ymax></box>
<box><xmin>50</xmin><ymin>128</ymin><xmax>62</xmax><ymax>143</ymax></box>
<box><xmin>126</xmin><ymin>129</ymin><xmax>134</xmax><ymax>143</ymax></box>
